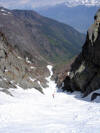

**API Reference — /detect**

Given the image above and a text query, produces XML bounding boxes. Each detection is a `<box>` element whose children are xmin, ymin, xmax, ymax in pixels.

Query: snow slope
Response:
<box><xmin>0</xmin><ymin>65</ymin><xmax>100</xmax><ymax>133</ymax></box>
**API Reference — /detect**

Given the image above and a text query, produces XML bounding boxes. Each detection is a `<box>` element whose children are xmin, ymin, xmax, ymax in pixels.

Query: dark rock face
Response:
<box><xmin>62</xmin><ymin>9</ymin><xmax>100</xmax><ymax>97</ymax></box>
<box><xmin>91</xmin><ymin>93</ymin><xmax>100</xmax><ymax>101</ymax></box>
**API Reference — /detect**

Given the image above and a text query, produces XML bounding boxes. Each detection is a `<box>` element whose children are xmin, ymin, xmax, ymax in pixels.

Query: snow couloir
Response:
<box><xmin>0</xmin><ymin>65</ymin><xmax>100</xmax><ymax>133</ymax></box>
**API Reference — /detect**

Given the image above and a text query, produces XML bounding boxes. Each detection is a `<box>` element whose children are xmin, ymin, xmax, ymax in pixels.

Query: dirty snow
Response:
<box><xmin>0</xmin><ymin>65</ymin><xmax>100</xmax><ymax>133</ymax></box>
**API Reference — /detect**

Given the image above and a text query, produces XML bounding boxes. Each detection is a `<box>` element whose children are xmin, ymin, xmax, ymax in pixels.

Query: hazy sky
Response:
<box><xmin>0</xmin><ymin>0</ymin><xmax>68</xmax><ymax>9</ymax></box>
<box><xmin>0</xmin><ymin>0</ymin><xmax>99</xmax><ymax>9</ymax></box>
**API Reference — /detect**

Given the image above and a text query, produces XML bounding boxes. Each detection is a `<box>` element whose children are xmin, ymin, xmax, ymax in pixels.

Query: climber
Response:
<box><xmin>52</xmin><ymin>93</ymin><xmax>55</xmax><ymax>98</ymax></box>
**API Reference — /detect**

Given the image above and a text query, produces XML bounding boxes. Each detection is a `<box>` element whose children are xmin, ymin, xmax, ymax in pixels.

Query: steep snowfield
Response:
<box><xmin>0</xmin><ymin>65</ymin><xmax>100</xmax><ymax>133</ymax></box>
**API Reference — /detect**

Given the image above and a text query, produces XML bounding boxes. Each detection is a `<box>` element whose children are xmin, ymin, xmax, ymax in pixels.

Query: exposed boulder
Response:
<box><xmin>62</xmin><ymin>9</ymin><xmax>100</xmax><ymax>97</ymax></box>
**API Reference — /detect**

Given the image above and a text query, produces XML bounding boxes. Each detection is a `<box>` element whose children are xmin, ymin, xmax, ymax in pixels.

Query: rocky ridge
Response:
<box><xmin>62</xmin><ymin>9</ymin><xmax>100</xmax><ymax>99</ymax></box>
<box><xmin>0</xmin><ymin>32</ymin><xmax>49</xmax><ymax>93</ymax></box>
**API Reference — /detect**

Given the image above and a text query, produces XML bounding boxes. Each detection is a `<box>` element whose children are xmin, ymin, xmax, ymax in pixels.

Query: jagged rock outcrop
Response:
<box><xmin>0</xmin><ymin>32</ymin><xmax>49</xmax><ymax>93</ymax></box>
<box><xmin>62</xmin><ymin>9</ymin><xmax>100</xmax><ymax>97</ymax></box>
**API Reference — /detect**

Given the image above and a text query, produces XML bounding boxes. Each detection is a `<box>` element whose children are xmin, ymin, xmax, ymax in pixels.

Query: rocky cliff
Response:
<box><xmin>62</xmin><ymin>9</ymin><xmax>100</xmax><ymax>99</ymax></box>
<box><xmin>0</xmin><ymin>32</ymin><xmax>49</xmax><ymax>94</ymax></box>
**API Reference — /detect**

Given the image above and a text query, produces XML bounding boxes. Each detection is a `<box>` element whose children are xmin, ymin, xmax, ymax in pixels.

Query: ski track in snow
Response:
<box><xmin>0</xmin><ymin>65</ymin><xmax>100</xmax><ymax>133</ymax></box>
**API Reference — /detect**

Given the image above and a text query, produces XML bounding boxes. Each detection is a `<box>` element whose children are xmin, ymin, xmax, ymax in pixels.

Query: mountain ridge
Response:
<box><xmin>0</xmin><ymin>7</ymin><xmax>85</xmax><ymax>92</ymax></box>
<box><xmin>0</xmin><ymin>7</ymin><xmax>85</xmax><ymax>65</ymax></box>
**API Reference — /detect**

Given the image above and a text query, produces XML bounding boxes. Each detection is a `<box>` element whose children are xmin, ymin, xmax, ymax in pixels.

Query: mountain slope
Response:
<box><xmin>0</xmin><ymin>7</ymin><xmax>85</xmax><ymax>65</ymax></box>
<box><xmin>36</xmin><ymin>4</ymin><xmax>99</xmax><ymax>33</ymax></box>
<box><xmin>0</xmin><ymin>7</ymin><xmax>85</xmax><ymax>92</ymax></box>
<box><xmin>0</xmin><ymin>31</ymin><xmax>49</xmax><ymax>92</ymax></box>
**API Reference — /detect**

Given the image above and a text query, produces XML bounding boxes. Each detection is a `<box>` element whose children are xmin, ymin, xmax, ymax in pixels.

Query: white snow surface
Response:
<box><xmin>43</xmin><ymin>65</ymin><xmax>57</xmax><ymax>96</ymax></box>
<box><xmin>0</xmin><ymin>65</ymin><xmax>100</xmax><ymax>133</ymax></box>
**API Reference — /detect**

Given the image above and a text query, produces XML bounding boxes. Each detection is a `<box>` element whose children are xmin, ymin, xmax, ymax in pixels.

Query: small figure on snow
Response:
<box><xmin>52</xmin><ymin>93</ymin><xmax>55</xmax><ymax>98</ymax></box>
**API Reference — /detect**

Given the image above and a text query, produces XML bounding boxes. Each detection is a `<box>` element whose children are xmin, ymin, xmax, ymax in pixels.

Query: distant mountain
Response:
<box><xmin>0</xmin><ymin>7</ymin><xmax>85</xmax><ymax>65</ymax></box>
<box><xmin>36</xmin><ymin>4</ymin><xmax>99</xmax><ymax>33</ymax></box>
<box><xmin>2</xmin><ymin>0</ymin><xmax>100</xmax><ymax>10</ymax></box>
<box><xmin>64</xmin><ymin>0</ymin><xmax>100</xmax><ymax>7</ymax></box>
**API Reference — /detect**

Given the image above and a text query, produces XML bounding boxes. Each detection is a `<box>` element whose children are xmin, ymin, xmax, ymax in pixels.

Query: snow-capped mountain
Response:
<box><xmin>64</xmin><ymin>0</ymin><xmax>100</xmax><ymax>7</ymax></box>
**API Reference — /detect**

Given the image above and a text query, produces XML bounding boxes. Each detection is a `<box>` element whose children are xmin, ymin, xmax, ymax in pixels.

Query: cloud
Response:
<box><xmin>0</xmin><ymin>0</ymin><xmax>20</xmax><ymax>8</ymax></box>
<box><xmin>20</xmin><ymin>0</ymin><xmax>31</xmax><ymax>4</ymax></box>
<box><xmin>0</xmin><ymin>0</ymin><xmax>99</xmax><ymax>9</ymax></box>
<box><xmin>0</xmin><ymin>0</ymin><xmax>67</xmax><ymax>9</ymax></box>
<box><xmin>31</xmin><ymin>0</ymin><xmax>67</xmax><ymax>8</ymax></box>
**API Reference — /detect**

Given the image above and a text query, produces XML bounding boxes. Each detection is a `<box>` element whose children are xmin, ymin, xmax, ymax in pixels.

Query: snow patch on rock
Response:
<box><xmin>29</xmin><ymin>77</ymin><xmax>36</xmax><ymax>82</ymax></box>
<box><xmin>30</xmin><ymin>66</ymin><xmax>35</xmax><ymax>69</ymax></box>
<box><xmin>17</xmin><ymin>56</ymin><xmax>22</xmax><ymax>59</ymax></box>
<box><xmin>26</xmin><ymin>57</ymin><xmax>32</xmax><ymax>64</ymax></box>
<box><xmin>0</xmin><ymin>9</ymin><xmax>12</xmax><ymax>15</ymax></box>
